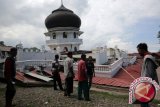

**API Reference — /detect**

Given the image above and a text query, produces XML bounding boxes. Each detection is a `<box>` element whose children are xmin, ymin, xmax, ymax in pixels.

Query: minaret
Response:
<box><xmin>44</xmin><ymin>2</ymin><xmax>83</xmax><ymax>54</ymax></box>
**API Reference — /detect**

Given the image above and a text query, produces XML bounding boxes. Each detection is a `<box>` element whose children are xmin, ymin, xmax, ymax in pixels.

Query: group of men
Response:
<box><xmin>3</xmin><ymin>43</ymin><xmax>159</xmax><ymax>107</ymax></box>
<box><xmin>52</xmin><ymin>52</ymin><xmax>95</xmax><ymax>101</ymax></box>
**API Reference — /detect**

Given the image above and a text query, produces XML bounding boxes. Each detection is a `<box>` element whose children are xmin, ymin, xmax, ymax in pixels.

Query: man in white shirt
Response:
<box><xmin>64</xmin><ymin>52</ymin><xmax>74</xmax><ymax>96</ymax></box>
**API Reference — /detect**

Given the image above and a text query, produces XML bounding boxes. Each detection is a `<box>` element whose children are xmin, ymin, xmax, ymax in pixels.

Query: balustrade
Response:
<box><xmin>15</xmin><ymin>56</ymin><xmax>137</xmax><ymax>78</ymax></box>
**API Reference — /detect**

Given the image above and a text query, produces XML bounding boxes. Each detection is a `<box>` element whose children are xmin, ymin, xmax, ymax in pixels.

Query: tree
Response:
<box><xmin>0</xmin><ymin>41</ymin><xmax>5</xmax><ymax>46</ymax></box>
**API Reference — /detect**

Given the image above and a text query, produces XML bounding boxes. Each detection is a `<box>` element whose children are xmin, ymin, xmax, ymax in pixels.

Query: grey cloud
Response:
<box><xmin>64</xmin><ymin>0</ymin><xmax>90</xmax><ymax>16</ymax></box>
<box><xmin>0</xmin><ymin>0</ymin><xmax>58</xmax><ymax>28</ymax></box>
<box><xmin>0</xmin><ymin>0</ymin><xmax>23</xmax><ymax>26</ymax></box>
<box><xmin>0</xmin><ymin>0</ymin><xmax>160</xmax><ymax>52</ymax></box>
<box><xmin>0</xmin><ymin>0</ymin><xmax>89</xmax><ymax>28</ymax></box>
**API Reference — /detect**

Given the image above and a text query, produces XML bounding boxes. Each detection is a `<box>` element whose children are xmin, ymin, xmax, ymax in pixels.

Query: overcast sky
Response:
<box><xmin>0</xmin><ymin>0</ymin><xmax>160</xmax><ymax>52</ymax></box>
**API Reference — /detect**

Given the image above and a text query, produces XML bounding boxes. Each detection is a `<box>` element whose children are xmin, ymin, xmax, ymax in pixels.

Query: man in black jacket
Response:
<box><xmin>52</xmin><ymin>54</ymin><xmax>63</xmax><ymax>91</ymax></box>
<box><xmin>86</xmin><ymin>56</ymin><xmax>95</xmax><ymax>89</ymax></box>
<box><xmin>4</xmin><ymin>48</ymin><xmax>17</xmax><ymax>107</ymax></box>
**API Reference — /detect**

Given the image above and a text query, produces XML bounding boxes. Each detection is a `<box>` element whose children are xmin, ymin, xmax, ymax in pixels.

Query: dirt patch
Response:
<box><xmin>0</xmin><ymin>82</ymin><xmax>159</xmax><ymax>107</ymax></box>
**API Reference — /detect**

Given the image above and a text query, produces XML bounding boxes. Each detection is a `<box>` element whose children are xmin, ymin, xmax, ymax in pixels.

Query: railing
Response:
<box><xmin>46</xmin><ymin>39</ymin><xmax>82</xmax><ymax>45</ymax></box>
<box><xmin>94</xmin><ymin>65</ymin><xmax>111</xmax><ymax>72</ymax></box>
<box><xmin>6</xmin><ymin>56</ymin><xmax>137</xmax><ymax>78</ymax></box>
<box><xmin>110</xmin><ymin>58</ymin><xmax>123</xmax><ymax>69</ymax></box>
<box><xmin>73</xmin><ymin>63</ymin><xmax>111</xmax><ymax>72</ymax></box>
<box><xmin>73</xmin><ymin>58</ymin><xmax>123</xmax><ymax>78</ymax></box>
<box><xmin>73</xmin><ymin>58</ymin><xmax>123</xmax><ymax>72</ymax></box>
<box><xmin>129</xmin><ymin>56</ymin><xmax>137</xmax><ymax>64</ymax></box>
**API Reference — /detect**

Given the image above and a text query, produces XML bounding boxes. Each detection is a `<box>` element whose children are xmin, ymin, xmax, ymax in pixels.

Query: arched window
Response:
<box><xmin>52</xmin><ymin>33</ymin><xmax>56</xmax><ymax>39</ymax></box>
<box><xmin>63</xmin><ymin>32</ymin><xmax>67</xmax><ymax>38</ymax></box>
<box><xmin>73</xmin><ymin>32</ymin><xmax>76</xmax><ymax>38</ymax></box>
<box><xmin>74</xmin><ymin>47</ymin><xmax>77</xmax><ymax>52</ymax></box>
<box><xmin>63</xmin><ymin>47</ymin><xmax>68</xmax><ymax>52</ymax></box>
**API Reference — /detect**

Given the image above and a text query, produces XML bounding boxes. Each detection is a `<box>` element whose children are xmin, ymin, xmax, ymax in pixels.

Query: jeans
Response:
<box><xmin>78</xmin><ymin>80</ymin><xmax>89</xmax><ymax>100</ymax></box>
<box><xmin>64</xmin><ymin>77</ymin><xmax>73</xmax><ymax>96</ymax></box>
<box><xmin>5</xmin><ymin>82</ymin><xmax>16</xmax><ymax>107</ymax></box>
<box><xmin>53</xmin><ymin>74</ymin><xmax>63</xmax><ymax>90</ymax></box>
<box><xmin>87</xmin><ymin>75</ymin><xmax>93</xmax><ymax>89</ymax></box>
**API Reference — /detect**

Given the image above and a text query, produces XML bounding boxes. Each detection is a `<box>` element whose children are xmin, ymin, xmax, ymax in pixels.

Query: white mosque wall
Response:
<box><xmin>93</xmin><ymin>47</ymin><xmax>108</xmax><ymax>65</ymax></box>
<box><xmin>46</xmin><ymin>30</ymin><xmax>82</xmax><ymax>53</ymax></box>
<box><xmin>17</xmin><ymin>50</ymin><xmax>55</xmax><ymax>61</ymax></box>
<box><xmin>107</xmin><ymin>48</ymin><xmax>115</xmax><ymax>59</ymax></box>
<box><xmin>115</xmin><ymin>49</ymin><xmax>121</xmax><ymax>59</ymax></box>
<box><xmin>48</xmin><ymin>44</ymin><xmax>80</xmax><ymax>52</ymax></box>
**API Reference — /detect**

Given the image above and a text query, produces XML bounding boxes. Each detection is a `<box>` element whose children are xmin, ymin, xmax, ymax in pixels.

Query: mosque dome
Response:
<box><xmin>45</xmin><ymin>5</ymin><xmax>81</xmax><ymax>29</ymax></box>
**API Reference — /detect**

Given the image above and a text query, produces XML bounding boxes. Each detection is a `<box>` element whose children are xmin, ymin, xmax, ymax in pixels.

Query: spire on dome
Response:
<box><xmin>61</xmin><ymin>0</ymin><xmax>63</xmax><ymax>6</ymax></box>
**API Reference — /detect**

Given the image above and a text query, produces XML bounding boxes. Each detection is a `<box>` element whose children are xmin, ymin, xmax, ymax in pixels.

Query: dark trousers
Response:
<box><xmin>141</xmin><ymin>103</ymin><xmax>150</xmax><ymax>107</ymax></box>
<box><xmin>53</xmin><ymin>74</ymin><xmax>63</xmax><ymax>90</ymax></box>
<box><xmin>78</xmin><ymin>80</ymin><xmax>89</xmax><ymax>100</ymax></box>
<box><xmin>64</xmin><ymin>77</ymin><xmax>73</xmax><ymax>96</ymax></box>
<box><xmin>5</xmin><ymin>83</ymin><xmax>16</xmax><ymax>107</ymax></box>
<box><xmin>87</xmin><ymin>75</ymin><xmax>93</xmax><ymax>89</ymax></box>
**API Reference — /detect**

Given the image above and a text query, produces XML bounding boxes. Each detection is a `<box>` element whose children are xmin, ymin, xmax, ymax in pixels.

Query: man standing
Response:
<box><xmin>52</xmin><ymin>54</ymin><xmax>63</xmax><ymax>91</ymax></box>
<box><xmin>4</xmin><ymin>47</ymin><xmax>17</xmax><ymax>107</ymax></box>
<box><xmin>86</xmin><ymin>56</ymin><xmax>95</xmax><ymax>89</ymax></box>
<box><xmin>137</xmin><ymin>43</ymin><xmax>159</xmax><ymax>107</ymax></box>
<box><xmin>64</xmin><ymin>52</ymin><xmax>74</xmax><ymax>96</ymax></box>
<box><xmin>77</xmin><ymin>54</ymin><xmax>90</xmax><ymax>101</ymax></box>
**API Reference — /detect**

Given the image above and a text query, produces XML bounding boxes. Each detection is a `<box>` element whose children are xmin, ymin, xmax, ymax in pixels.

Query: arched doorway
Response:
<box><xmin>74</xmin><ymin>47</ymin><xmax>77</xmax><ymax>52</ymax></box>
<box><xmin>63</xmin><ymin>47</ymin><xmax>68</xmax><ymax>52</ymax></box>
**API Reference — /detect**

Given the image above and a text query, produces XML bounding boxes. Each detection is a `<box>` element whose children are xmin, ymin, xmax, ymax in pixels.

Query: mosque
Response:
<box><xmin>0</xmin><ymin>2</ymin><xmax>127</xmax><ymax>65</ymax></box>
<box><xmin>0</xmin><ymin>2</ymin><xmax>140</xmax><ymax>88</ymax></box>
<box><xmin>44</xmin><ymin>3</ymin><xmax>83</xmax><ymax>53</ymax></box>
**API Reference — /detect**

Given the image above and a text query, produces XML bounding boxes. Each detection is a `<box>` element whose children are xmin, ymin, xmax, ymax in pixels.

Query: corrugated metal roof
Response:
<box><xmin>25</xmin><ymin>72</ymin><xmax>53</xmax><ymax>82</ymax></box>
<box><xmin>15</xmin><ymin>59</ymin><xmax>143</xmax><ymax>88</ymax></box>
<box><xmin>72</xmin><ymin>59</ymin><xmax>141</xmax><ymax>88</ymax></box>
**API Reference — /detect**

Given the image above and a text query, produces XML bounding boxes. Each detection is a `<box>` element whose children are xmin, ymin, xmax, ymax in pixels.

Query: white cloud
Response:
<box><xmin>80</xmin><ymin>0</ymin><xmax>160</xmax><ymax>52</ymax></box>
<box><xmin>0</xmin><ymin>0</ymin><xmax>160</xmax><ymax>52</ymax></box>
<box><xmin>0</xmin><ymin>24</ymin><xmax>46</xmax><ymax>48</ymax></box>
<box><xmin>149</xmin><ymin>44</ymin><xmax>160</xmax><ymax>52</ymax></box>
<box><xmin>107</xmin><ymin>36</ymin><xmax>134</xmax><ymax>51</ymax></box>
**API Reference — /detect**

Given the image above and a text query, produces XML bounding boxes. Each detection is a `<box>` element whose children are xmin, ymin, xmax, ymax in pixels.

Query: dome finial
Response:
<box><xmin>61</xmin><ymin>0</ymin><xmax>63</xmax><ymax>6</ymax></box>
